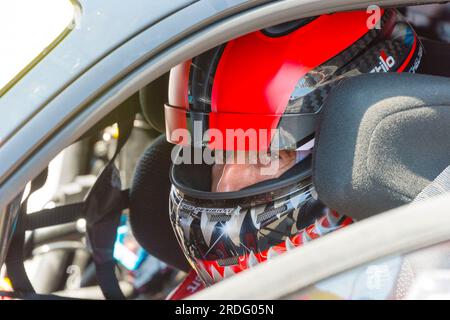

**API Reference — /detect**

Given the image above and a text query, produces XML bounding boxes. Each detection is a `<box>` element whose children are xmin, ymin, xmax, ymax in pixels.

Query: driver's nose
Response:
<box><xmin>214</xmin><ymin>163</ymin><xmax>260</xmax><ymax>193</ymax></box>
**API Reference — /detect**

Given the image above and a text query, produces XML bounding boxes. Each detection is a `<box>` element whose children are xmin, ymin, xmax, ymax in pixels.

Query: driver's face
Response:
<box><xmin>211</xmin><ymin>151</ymin><xmax>296</xmax><ymax>192</ymax></box>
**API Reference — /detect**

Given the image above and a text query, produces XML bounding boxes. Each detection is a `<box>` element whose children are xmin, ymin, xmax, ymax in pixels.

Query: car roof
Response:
<box><xmin>0</xmin><ymin>0</ymin><xmax>197</xmax><ymax>145</ymax></box>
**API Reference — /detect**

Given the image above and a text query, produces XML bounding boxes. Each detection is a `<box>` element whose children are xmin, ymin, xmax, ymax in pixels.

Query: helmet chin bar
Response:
<box><xmin>169</xmin><ymin>181</ymin><xmax>311</xmax><ymax>285</ymax></box>
<box><xmin>169</xmin><ymin>181</ymin><xmax>352</xmax><ymax>286</ymax></box>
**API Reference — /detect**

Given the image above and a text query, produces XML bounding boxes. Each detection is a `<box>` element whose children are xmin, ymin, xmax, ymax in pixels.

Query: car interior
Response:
<box><xmin>2</xmin><ymin>3</ymin><xmax>450</xmax><ymax>300</ymax></box>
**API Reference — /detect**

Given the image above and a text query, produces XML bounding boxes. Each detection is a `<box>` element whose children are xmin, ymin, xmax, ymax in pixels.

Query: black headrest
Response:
<box><xmin>129</xmin><ymin>134</ymin><xmax>190</xmax><ymax>272</ymax></box>
<box><xmin>313</xmin><ymin>73</ymin><xmax>450</xmax><ymax>220</ymax></box>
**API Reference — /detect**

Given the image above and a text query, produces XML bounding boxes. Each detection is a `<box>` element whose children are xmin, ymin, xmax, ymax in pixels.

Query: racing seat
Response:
<box><xmin>313</xmin><ymin>72</ymin><xmax>450</xmax><ymax>220</ymax></box>
<box><xmin>311</xmin><ymin>72</ymin><xmax>450</xmax><ymax>299</ymax></box>
<box><xmin>129</xmin><ymin>135</ymin><xmax>191</xmax><ymax>272</ymax></box>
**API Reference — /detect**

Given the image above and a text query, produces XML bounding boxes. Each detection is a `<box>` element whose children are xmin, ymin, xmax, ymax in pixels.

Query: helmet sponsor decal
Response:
<box><xmin>370</xmin><ymin>50</ymin><xmax>396</xmax><ymax>73</ymax></box>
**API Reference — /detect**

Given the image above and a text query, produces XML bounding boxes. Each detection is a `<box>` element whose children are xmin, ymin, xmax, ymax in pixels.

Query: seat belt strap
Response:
<box><xmin>18</xmin><ymin>190</ymin><xmax>128</xmax><ymax>232</ymax></box>
<box><xmin>5</xmin><ymin>168</ymin><xmax>48</xmax><ymax>294</ymax></box>
<box><xmin>83</xmin><ymin>115</ymin><xmax>134</xmax><ymax>300</ymax></box>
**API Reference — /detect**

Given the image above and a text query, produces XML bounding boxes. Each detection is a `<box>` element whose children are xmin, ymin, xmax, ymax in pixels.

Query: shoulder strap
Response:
<box><xmin>83</xmin><ymin>114</ymin><xmax>134</xmax><ymax>300</ymax></box>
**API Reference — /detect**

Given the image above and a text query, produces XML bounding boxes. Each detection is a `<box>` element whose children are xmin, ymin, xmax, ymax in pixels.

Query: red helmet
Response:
<box><xmin>167</xmin><ymin>9</ymin><xmax>423</xmax><ymax>286</ymax></box>
<box><xmin>166</xmin><ymin>9</ymin><xmax>422</xmax><ymax>151</ymax></box>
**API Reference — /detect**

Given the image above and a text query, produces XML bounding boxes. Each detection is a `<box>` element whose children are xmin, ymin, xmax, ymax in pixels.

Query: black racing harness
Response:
<box><xmin>0</xmin><ymin>112</ymin><xmax>135</xmax><ymax>300</ymax></box>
